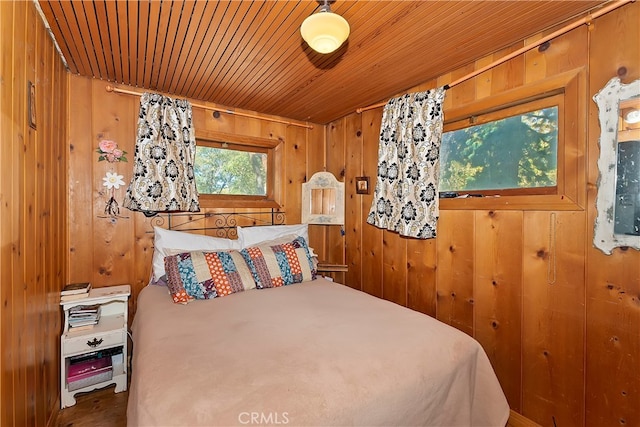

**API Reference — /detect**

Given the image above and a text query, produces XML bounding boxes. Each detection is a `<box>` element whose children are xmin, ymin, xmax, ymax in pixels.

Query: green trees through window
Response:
<box><xmin>439</xmin><ymin>106</ymin><xmax>558</xmax><ymax>193</ymax></box>
<box><xmin>194</xmin><ymin>146</ymin><xmax>267</xmax><ymax>196</ymax></box>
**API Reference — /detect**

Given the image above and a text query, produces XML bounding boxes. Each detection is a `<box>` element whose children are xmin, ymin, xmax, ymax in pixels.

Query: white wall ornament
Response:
<box><xmin>301</xmin><ymin>171</ymin><xmax>345</xmax><ymax>225</ymax></box>
<box><xmin>593</xmin><ymin>76</ymin><xmax>640</xmax><ymax>254</ymax></box>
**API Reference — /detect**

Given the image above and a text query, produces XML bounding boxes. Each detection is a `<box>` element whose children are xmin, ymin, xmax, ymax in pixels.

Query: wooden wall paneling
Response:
<box><xmin>344</xmin><ymin>113</ymin><xmax>363</xmax><ymax>290</ymax></box>
<box><xmin>12</xmin><ymin>2</ymin><xmax>28</xmax><ymax>423</ymax></box>
<box><xmin>68</xmin><ymin>75</ymin><xmax>94</xmax><ymax>282</ymax></box>
<box><xmin>360</xmin><ymin>109</ymin><xmax>383</xmax><ymax>298</ymax></box>
<box><xmin>522</xmin><ymin>211</ymin><xmax>585</xmax><ymax>427</ymax></box>
<box><xmin>35</xmin><ymin>9</ymin><xmax>52</xmax><ymax>424</ymax></box>
<box><xmin>38</xmin><ymin>19</ymin><xmax>51</xmax><ymax>419</ymax></box>
<box><xmin>585</xmin><ymin>4</ymin><xmax>640</xmax><ymax>426</ymax></box>
<box><xmin>585</xmin><ymin>249</ymin><xmax>640</xmax><ymax>427</ymax></box>
<box><xmin>474</xmin><ymin>54</ymin><xmax>496</xmax><ymax>100</ymax></box>
<box><xmin>283</xmin><ymin>125</ymin><xmax>306</xmax><ymax>224</ymax></box>
<box><xmin>24</xmin><ymin>2</ymin><xmax>38</xmax><ymax>422</ymax></box>
<box><xmin>490</xmin><ymin>44</ymin><xmax>526</xmax><ymax>93</ymax></box>
<box><xmin>381</xmin><ymin>231</ymin><xmax>407</xmax><ymax>306</ymax></box>
<box><xmin>325</xmin><ymin>119</ymin><xmax>346</xmax><ymax>284</ymax></box>
<box><xmin>474</xmin><ymin>210</ymin><xmax>524</xmax><ymax>411</ymax></box>
<box><xmin>0</xmin><ymin>2</ymin><xmax>16</xmax><ymax>423</ymax></box>
<box><xmin>443</xmin><ymin>63</ymin><xmax>476</xmax><ymax>110</ymax></box>
<box><xmin>47</xmin><ymin>38</ymin><xmax>66</xmax><ymax>418</ymax></box>
<box><xmin>406</xmin><ymin>238</ymin><xmax>437</xmax><ymax>317</ymax></box>
<box><xmin>435</xmin><ymin>210</ymin><xmax>475</xmax><ymax>336</ymax></box>
<box><xmin>1</xmin><ymin>1</ymin><xmax>67</xmax><ymax>425</ymax></box>
<box><xmin>90</xmin><ymin>79</ymin><xmax>135</xmax><ymax>287</ymax></box>
<box><xmin>306</xmin><ymin>123</ymin><xmax>326</xmax><ymax>260</ymax></box>
<box><xmin>530</xmin><ymin>26</ymin><xmax>588</xmax><ymax>82</ymax></box>
<box><xmin>523</xmin><ymin>33</ymin><xmax>547</xmax><ymax>84</ymax></box>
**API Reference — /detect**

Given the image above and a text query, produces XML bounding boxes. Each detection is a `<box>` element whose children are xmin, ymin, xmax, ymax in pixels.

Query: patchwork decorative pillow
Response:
<box><xmin>164</xmin><ymin>250</ymin><xmax>256</xmax><ymax>304</ymax></box>
<box><xmin>240</xmin><ymin>236</ymin><xmax>316</xmax><ymax>289</ymax></box>
<box><xmin>151</xmin><ymin>226</ymin><xmax>241</xmax><ymax>285</ymax></box>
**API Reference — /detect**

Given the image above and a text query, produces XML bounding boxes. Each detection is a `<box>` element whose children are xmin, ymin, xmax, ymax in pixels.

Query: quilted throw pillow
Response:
<box><xmin>241</xmin><ymin>236</ymin><xmax>317</xmax><ymax>289</ymax></box>
<box><xmin>164</xmin><ymin>250</ymin><xmax>256</xmax><ymax>304</ymax></box>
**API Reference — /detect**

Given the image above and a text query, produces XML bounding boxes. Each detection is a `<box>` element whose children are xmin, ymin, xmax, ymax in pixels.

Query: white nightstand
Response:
<box><xmin>60</xmin><ymin>284</ymin><xmax>130</xmax><ymax>409</ymax></box>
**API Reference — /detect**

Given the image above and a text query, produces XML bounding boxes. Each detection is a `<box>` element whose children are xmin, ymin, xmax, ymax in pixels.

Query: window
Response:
<box><xmin>438</xmin><ymin>70</ymin><xmax>585</xmax><ymax>210</ymax></box>
<box><xmin>195</xmin><ymin>145</ymin><xmax>268</xmax><ymax>196</ymax></box>
<box><xmin>194</xmin><ymin>130</ymin><xmax>282</xmax><ymax>208</ymax></box>
<box><xmin>440</xmin><ymin>96</ymin><xmax>561</xmax><ymax>196</ymax></box>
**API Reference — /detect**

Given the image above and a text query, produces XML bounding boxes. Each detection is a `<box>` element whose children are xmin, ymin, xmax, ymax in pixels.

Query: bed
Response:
<box><xmin>127</xmin><ymin>219</ymin><xmax>509</xmax><ymax>426</ymax></box>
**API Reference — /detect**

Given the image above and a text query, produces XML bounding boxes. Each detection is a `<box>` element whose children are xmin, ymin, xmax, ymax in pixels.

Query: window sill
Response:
<box><xmin>439</xmin><ymin>194</ymin><xmax>583</xmax><ymax>211</ymax></box>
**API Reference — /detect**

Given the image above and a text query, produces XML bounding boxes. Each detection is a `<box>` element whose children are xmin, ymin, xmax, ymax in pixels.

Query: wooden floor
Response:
<box><xmin>52</xmin><ymin>387</ymin><xmax>538</xmax><ymax>427</ymax></box>
<box><xmin>54</xmin><ymin>385</ymin><xmax>128</xmax><ymax>427</ymax></box>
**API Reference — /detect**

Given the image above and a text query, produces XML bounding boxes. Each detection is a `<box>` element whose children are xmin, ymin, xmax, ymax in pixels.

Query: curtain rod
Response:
<box><xmin>105</xmin><ymin>85</ymin><xmax>313</xmax><ymax>129</ymax></box>
<box><xmin>356</xmin><ymin>0</ymin><xmax>633</xmax><ymax>114</ymax></box>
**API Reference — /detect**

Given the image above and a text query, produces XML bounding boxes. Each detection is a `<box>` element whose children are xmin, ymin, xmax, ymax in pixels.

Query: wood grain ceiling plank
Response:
<box><xmin>254</xmin><ymin>1</ymin><xmax>417</xmax><ymax>114</ymax></box>
<box><xmin>128</xmin><ymin>2</ymin><xmax>140</xmax><ymax>85</ymax></box>
<box><xmin>171</xmin><ymin>1</ymin><xmax>223</xmax><ymax>96</ymax></box>
<box><xmin>57</xmin><ymin>1</ymin><xmax>94</xmax><ymax>75</ymax></box>
<box><xmin>255</xmin><ymin>1</ymin><xmax>425</xmax><ymax>118</ymax></box>
<box><xmin>132</xmin><ymin>2</ymin><xmax>151</xmax><ymax>87</ymax></box>
<box><xmin>186</xmin><ymin>1</ymin><xmax>255</xmax><ymax>100</ymax></box>
<box><xmin>156</xmin><ymin>0</ymin><xmax>195</xmax><ymax>92</ymax></box>
<box><xmin>228</xmin><ymin>0</ymin><xmax>372</xmax><ymax>111</ymax></box>
<box><xmin>37</xmin><ymin>1</ymin><xmax>79</xmax><ymax>74</ymax></box>
<box><xmin>104</xmin><ymin>1</ymin><xmax>123</xmax><ymax>83</ymax></box>
<box><xmin>179</xmin><ymin>1</ymin><xmax>238</xmax><ymax>98</ymax></box>
<box><xmin>166</xmin><ymin>0</ymin><xmax>208</xmax><ymax>94</ymax></box>
<box><xmin>75</xmin><ymin>1</ymin><xmax>104</xmax><ymax>78</ymax></box>
<box><xmin>142</xmin><ymin>0</ymin><xmax>161</xmax><ymax>88</ymax></box>
<box><xmin>219</xmin><ymin>1</ymin><xmax>316</xmax><ymax>109</ymax></box>
<box><xmin>191</xmin><ymin>1</ymin><xmax>264</xmax><ymax>101</ymax></box>
<box><xmin>92</xmin><ymin>1</ymin><xmax>116</xmax><ymax>81</ymax></box>
<box><xmin>148</xmin><ymin>0</ymin><xmax>174</xmax><ymax>90</ymax></box>
<box><xmin>210</xmin><ymin>1</ymin><xmax>302</xmax><ymax>104</ymax></box>
<box><xmin>117</xmin><ymin>0</ymin><xmax>131</xmax><ymax>83</ymax></box>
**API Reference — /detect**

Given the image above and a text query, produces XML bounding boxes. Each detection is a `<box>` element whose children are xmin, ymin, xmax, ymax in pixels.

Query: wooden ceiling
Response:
<box><xmin>38</xmin><ymin>0</ymin><xmax>605</xmax><ymax>124</ymax></box>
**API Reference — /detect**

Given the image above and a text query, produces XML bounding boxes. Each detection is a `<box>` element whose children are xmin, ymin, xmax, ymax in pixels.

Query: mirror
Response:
<box><xmin>302</xmin><ymin>171</ymin><xmax>344</xmax><ymax>225</ymax></box>
<box><xmin>593</xmin><ymin>77</ymin><xmax>640</xmax><ymax>254</ymax></box>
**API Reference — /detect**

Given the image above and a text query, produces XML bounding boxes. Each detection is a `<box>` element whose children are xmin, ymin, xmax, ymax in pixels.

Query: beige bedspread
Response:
<box><xmin>128</xmin><ymin>278</ymin><xmax>509</xmax><ymax>426</ymax></box>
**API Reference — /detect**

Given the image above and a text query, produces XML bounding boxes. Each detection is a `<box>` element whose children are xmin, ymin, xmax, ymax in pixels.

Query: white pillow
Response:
<box><xmin>151</xmin><ymin>226</ymin><xmax>241</xmax><ymax>283</ymax></box>
<box><xmin>237</xmin><ymin>224</ymin><xmax>309</xmax><ymax>248</ymax></box>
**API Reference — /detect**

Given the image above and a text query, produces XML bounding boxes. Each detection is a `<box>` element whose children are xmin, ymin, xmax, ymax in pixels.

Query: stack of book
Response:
<box><xmin>68</xmin><ymin>304</ymin><xmax>101</xmax><ymax>328</ymax></box>
<box><xmin>60</xmin><ymin>282</ymin><xmax>91</xmax><ymax>302</ymax></box>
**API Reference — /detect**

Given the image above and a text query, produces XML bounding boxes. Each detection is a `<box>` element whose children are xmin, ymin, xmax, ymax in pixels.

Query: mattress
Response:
<box><xmin>127</xmin><ymin>277</ymin><xmax>509</xmax><ymax>426</ymax></box>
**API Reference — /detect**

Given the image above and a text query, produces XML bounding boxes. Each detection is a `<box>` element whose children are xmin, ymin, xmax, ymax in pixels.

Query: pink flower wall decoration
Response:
<box><xmin>97</xmin><ymin>139</ymin><xmax>128</xmax><ymax>163</ymax></box>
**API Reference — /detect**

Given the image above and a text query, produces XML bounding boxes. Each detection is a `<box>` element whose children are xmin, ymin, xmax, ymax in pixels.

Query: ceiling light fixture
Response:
<box><xmin>300</xmin><ymin>0</ymin><xmax>350</xmax><ymax>54</ymax></box>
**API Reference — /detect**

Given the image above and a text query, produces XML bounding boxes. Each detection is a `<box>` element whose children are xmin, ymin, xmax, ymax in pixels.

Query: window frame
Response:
<box><xmin>442</xmin><ymin>95</ymin><xmax>562</xmax><ymax>197</ymax></box>
<box><xmin>195</xmin><ymin>130</ymin><xmax>283</xmax><ymax>209</ymax></box>
<box><xmin>439</xmin><ymin>69</ymin><xmax>585</xmax><ymax>211</ymax></box>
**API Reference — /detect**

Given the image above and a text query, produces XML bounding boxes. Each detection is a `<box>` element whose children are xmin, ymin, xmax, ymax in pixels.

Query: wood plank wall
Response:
<box><xmin>66</xmin><ymin>76</ymin><xmax>324</xmax><ymax>318</ymax></box>
<box><xmin>0</xmin><ymin>1</ymin><xmax>69</xmax><ymax>426</ymax></box>
<box><xmin>326</xmin><ymin>3</ymin><xmax>640</xmax><ymax>426</ymax></box>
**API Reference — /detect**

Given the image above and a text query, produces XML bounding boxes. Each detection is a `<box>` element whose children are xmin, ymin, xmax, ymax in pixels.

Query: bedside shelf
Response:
<box><xmin>317</xmin><ymin>263</ymin><xmax>348</xmax><ymax>273</ymax></box>
<box><xmin>59</xmin><ymin>284</ymin><xmax>130</xmax><ymax>409</ymax></box>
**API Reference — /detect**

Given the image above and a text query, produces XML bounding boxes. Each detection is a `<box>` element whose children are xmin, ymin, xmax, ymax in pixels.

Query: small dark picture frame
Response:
<box><xmin>28</xmin><ymin>81</ymin><xmax>36</xmax><ymax>130</ymax></box>
<box><xmin>355</xmin><ymin>176</ymin><xmax>370</xmax><ymax>194</ymax></box>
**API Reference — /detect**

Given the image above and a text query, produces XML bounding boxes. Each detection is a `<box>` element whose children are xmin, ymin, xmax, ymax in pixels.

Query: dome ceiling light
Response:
<box><xmin>300</xmin><ymin>0</ymin><xmax>350</xmax><ymax>54</ymax></box>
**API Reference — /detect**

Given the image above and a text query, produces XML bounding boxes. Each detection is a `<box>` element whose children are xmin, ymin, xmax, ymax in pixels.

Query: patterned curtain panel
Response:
<box><xmin>123</xmin><ymin>93</ymin><xmax>200</xmax><ymax>215</ymax></box>
<box><xmin>366</xmin><ymin>87</ymin><xmax>446</xmax><ymax>238</ymax></box>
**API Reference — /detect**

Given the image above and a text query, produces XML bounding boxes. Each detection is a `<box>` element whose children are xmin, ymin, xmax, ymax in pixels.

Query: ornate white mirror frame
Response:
<box><xmin>302</xmin><ymin>171</ymin><xmax>345</xmax><ymax>225</ymax></box>
<box><xmin>593</xmin><ymin>76</ymin><xmax>640</xmax><ymax>254</ymax></box>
